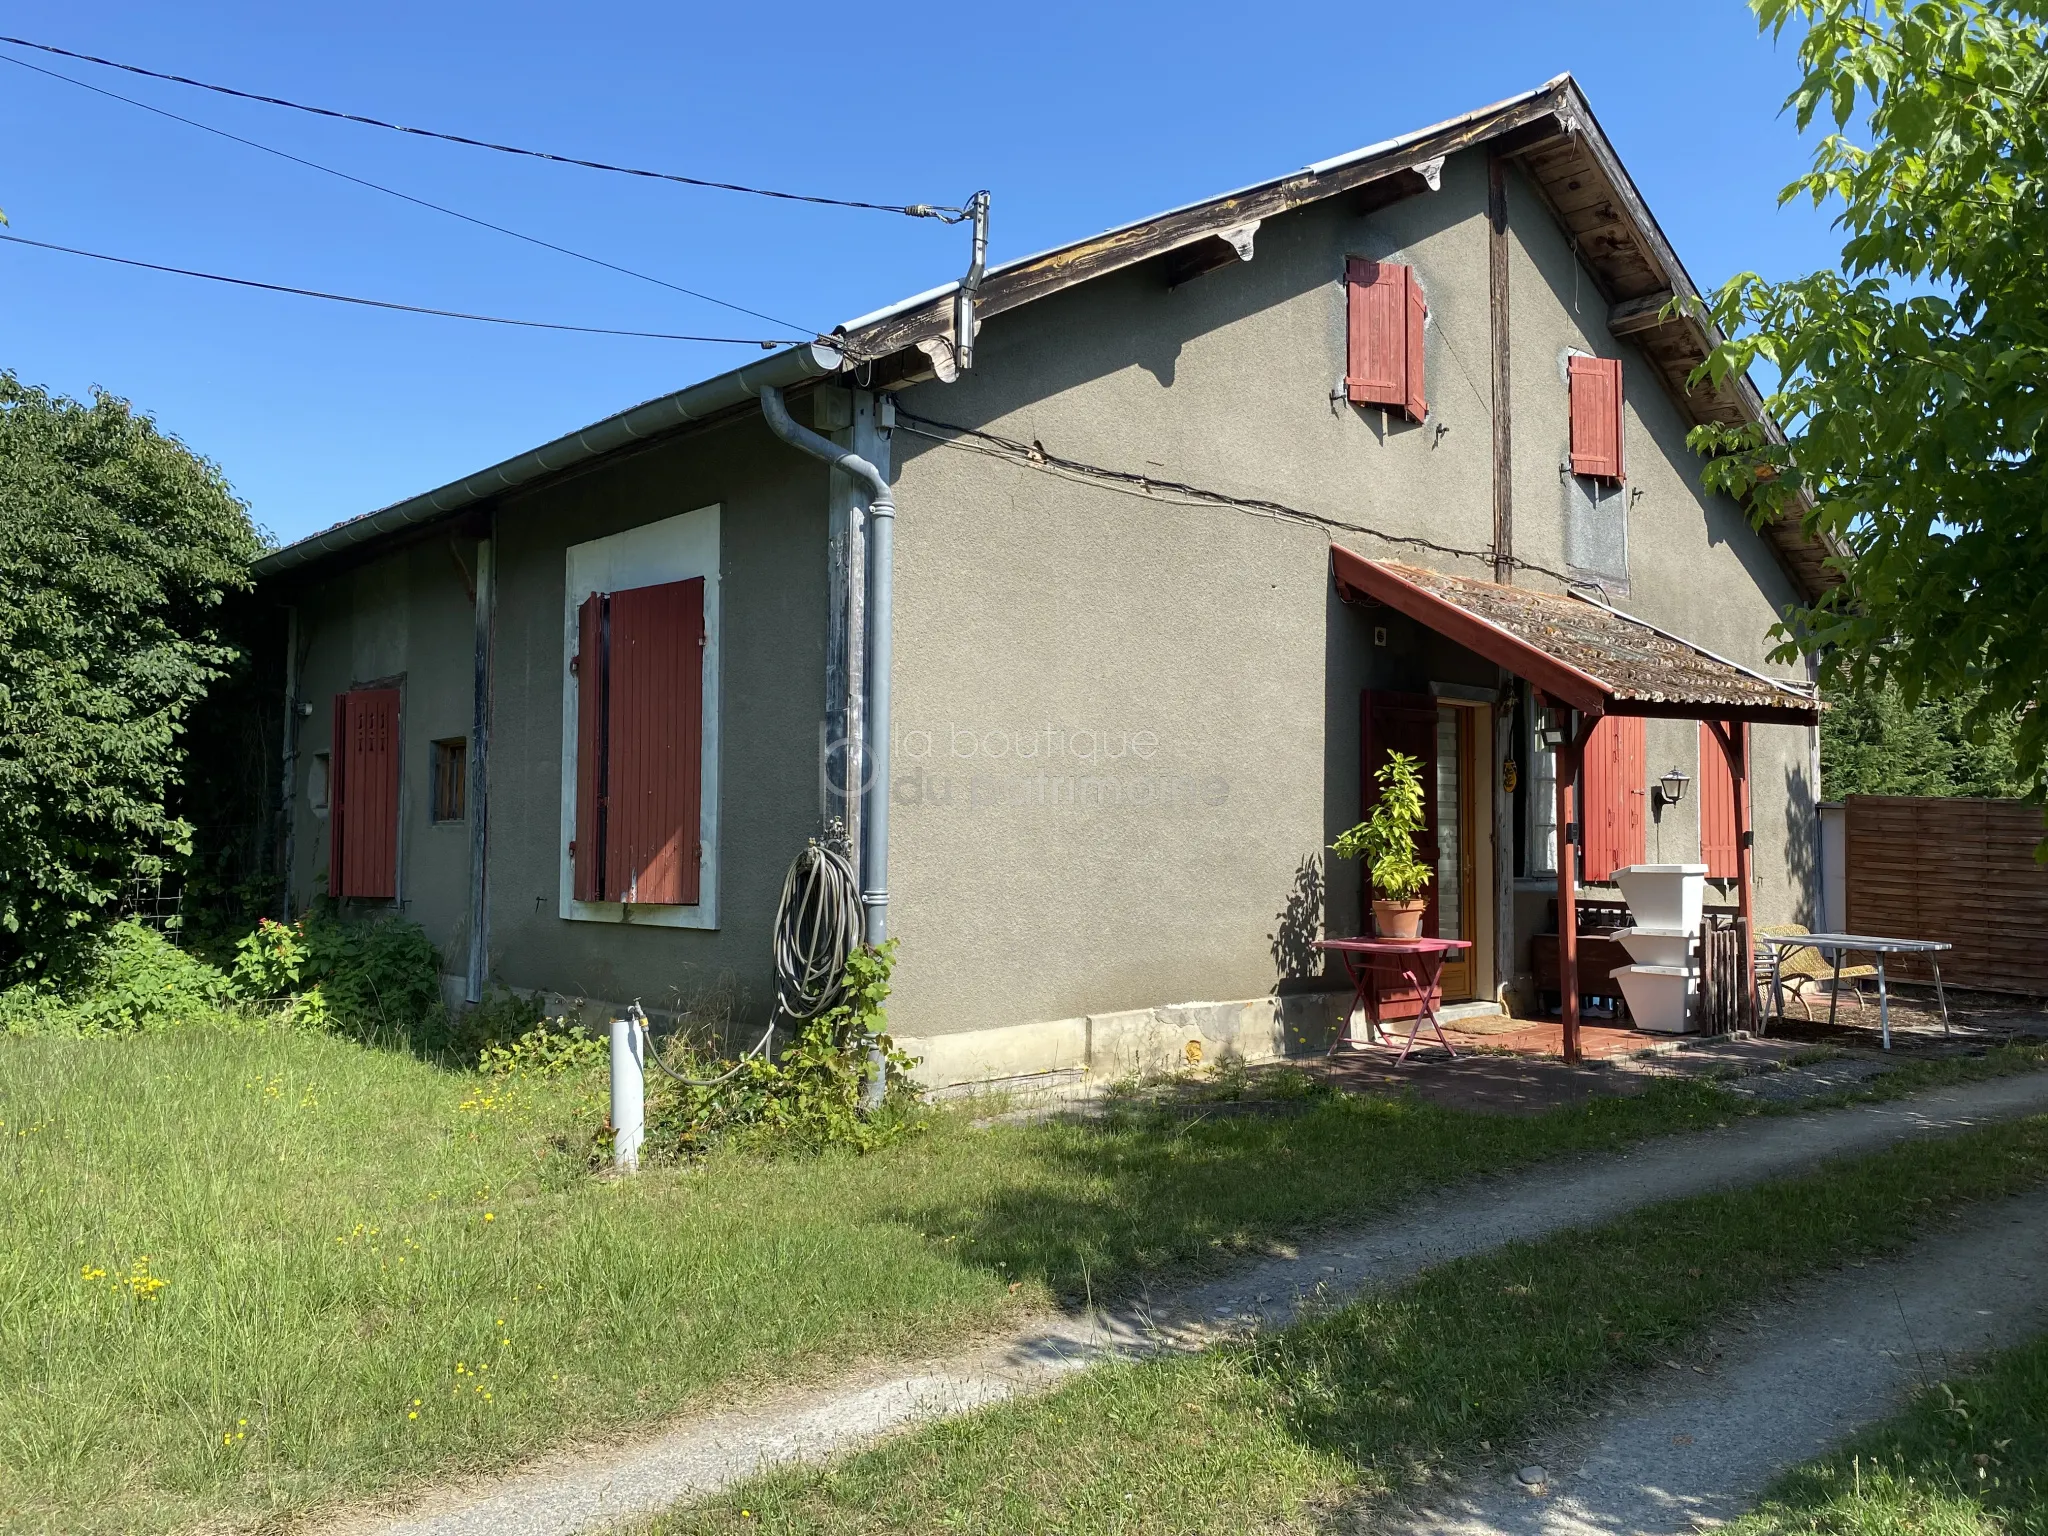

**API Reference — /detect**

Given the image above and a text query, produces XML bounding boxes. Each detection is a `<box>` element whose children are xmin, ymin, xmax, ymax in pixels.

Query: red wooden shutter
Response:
<box><xmin>593</xmin><ymin>577</ymin><xmax>705</xmax><ymax>906</ymax></box>
<box><xmin>1403</xmin><ymin>266</ymin><xmax>1428</xmax><ymax>422</ymax></box>
<box><xmin>1579</xmin><ymin>715</ymin><xmax>1646</xmax><ymax>882</ymax></box>
<box><xmin>572</xmin><ymin>592</ymin><xmax>606</xmax><ymax>903</ymax></box>
<box><xmin>1698</xmin><ymin>721</ymin><xmax>1749</xmax><ymax>879</ymax></box>
<box><xmin>1569</xmin><ymin>355</ymin><xmax>1625</xmax><ymax>482</ymax></box>
<box><xmin>334</xmin><ymin>687</ymin><xmax>400</xmax><ymax>900</ymax></box>
<box><xmin>1346</xmin><ymin>260</ymin><xmax>1425</xmax><ymax>421</ymax></box>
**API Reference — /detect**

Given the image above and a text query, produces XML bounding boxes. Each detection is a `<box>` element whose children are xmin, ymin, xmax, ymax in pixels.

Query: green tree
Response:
<box><xmin>1822</xmin><ymin>676</ymin><xmax>2025</xmax><ymax>797</ymax></box>
<box><xmin>1691</xmin><ymin>0</ymin><xmax>2048</xmax><ymax>810</ymax></box>
<box><xmin>0</xmin><ymin>376</ymin><xmax>263</xmax><ymax>980</ymax></box>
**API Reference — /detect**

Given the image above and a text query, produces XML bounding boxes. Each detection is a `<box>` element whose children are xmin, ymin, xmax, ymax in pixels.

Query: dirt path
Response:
<box><xmin>328</xmin><ymin>1071</ymin><xmax>2048</xmax><ymax>1536</ymax></box>
<box><xmin>1377</xmin><ymin>1184</ymin><xmax>2048</xmax><ymax>1536</ymax></box>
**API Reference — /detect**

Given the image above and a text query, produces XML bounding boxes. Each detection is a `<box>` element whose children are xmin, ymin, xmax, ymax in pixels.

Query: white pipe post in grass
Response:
<box><xmin>609</xmin><ymin>1013</ymin><xmax>645</xmax><ymax>1173</ymax></box>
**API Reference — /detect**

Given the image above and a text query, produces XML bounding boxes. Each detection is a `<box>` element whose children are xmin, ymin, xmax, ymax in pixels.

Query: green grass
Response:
<box><xmin>0</xmin><ymin>1022</ymin><xmax>1766</xmax><ymax>1534</ymax></box>
<box><xmin>650</xmin><ymin>1115</ymin><xmax>2048</xmax><ymax>1536</ymax></box>
<box><xmin>1724</xmin><ymin>1331</ymin><xmax>2048</xmax><ymax>1536</ymax></box>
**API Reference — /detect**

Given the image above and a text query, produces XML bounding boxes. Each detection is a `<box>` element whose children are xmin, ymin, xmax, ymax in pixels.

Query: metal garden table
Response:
<box><xmin>1757</xmin><ymin>931</ymin><xmax>1953</xmax><ymax>1050</ymax></box>
<box><xmin>1315</xmin><ymin>937</ymin><xmax>1473</xmax><ymax>1065</ymax></box>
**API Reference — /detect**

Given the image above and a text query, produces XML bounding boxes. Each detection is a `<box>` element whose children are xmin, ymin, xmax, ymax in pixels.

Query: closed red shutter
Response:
<box><xmin>1698</xmin><ymin>721</ymin><xmax>1748</xmax><ymax>878</ymax></box>
<box><xmin>1346</xmin><ymin>260</ymin><xmax>1426</xmax><ymax>421</ymax></box>
<box><xmin>605</xmin><ymin>578</ymin><xmax>705</xmax><ymax>905</ymax></box>
<box><xmin>572</xmin><ymin>592</ymin><xmax>606</xmax><ymax>903</ymax></box>
<box><xmin>570</xmin><ymin>578</ymin><xmax>705</xmax><ymax>906</ymax></box>
<box><xmin>1579</xmin><ymin>714</ymin><xmax>1646</xmax><ymax>883</ymax></box>
<box><xmin>333</xmin><ymin>687</ymin><xmax>401</xmax><ymax>900</ymax></box>
<box><xmin>1569</xmin><ymin>355</ymin><xmax>1625</xmax><ymax>482</ymax></box>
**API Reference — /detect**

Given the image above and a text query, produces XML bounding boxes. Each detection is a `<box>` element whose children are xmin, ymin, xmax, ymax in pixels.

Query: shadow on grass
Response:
<box><xmin>886</xmin><ymin>1079</ymin><xmax>1741</xmax><ymax>1302</ymax></box>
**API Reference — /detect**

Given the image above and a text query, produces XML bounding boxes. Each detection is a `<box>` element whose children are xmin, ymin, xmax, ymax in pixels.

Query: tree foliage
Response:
<box><xmin>1692</xmin><ymin>0</ymin><xmax>2048</xmax><ymax>807</ymax></box>
<box><xmin>0</xmin><ymin>376</ymin><xmax>263</xmax><ymax>980</ymax></box>
<box><xmin>1822</xmin><ymin>676</ymin><xmax>2025</xmax><ymax>797</ymax></box>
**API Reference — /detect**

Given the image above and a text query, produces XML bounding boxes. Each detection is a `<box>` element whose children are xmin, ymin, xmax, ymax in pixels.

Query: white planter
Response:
<box><xmin>1616</xmin><ymin>926</ymin><xmax>1694</xmax><ymax>968</ymax></box>
<box><xmin>1614</xmin><ymin>963</ymin><xmax>1697</xmax><ymax>1034</ymax></box>
<box><xmin>1613</xmin><ymin>864</ymin><xmax>1709</xmax><ymax>936</ymax></box>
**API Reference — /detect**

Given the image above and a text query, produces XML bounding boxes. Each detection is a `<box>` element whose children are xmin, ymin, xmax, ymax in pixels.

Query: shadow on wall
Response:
<box><xmin>1270</xmin><ymin>854</ymin><xmax>1327</xmax><ymax>991</ymax></box>
<box><xmin>1784</xmin><ymin>758</ymin><xmax>1818</xmax><ymax>923</ymax></box>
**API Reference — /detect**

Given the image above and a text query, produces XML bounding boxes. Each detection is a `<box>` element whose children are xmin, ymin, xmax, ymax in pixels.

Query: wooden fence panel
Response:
<box><xmin>1844</xmin><ymin>796</ymin><xmax>2048</xmax><ymax>993</ymax></box>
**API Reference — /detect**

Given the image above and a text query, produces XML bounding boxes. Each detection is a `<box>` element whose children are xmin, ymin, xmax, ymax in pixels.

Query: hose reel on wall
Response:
<box><xmin>630</xmin><ymin>837</ymin><xmax>861</xmax><ymax>1096</ymax></box>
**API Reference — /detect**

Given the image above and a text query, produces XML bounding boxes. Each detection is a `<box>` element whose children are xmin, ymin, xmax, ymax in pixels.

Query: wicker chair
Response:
<box><xmin>1759</xmin><ymin>923</ymin><xmax>1878</xmax><ymax>1020</ymax></box>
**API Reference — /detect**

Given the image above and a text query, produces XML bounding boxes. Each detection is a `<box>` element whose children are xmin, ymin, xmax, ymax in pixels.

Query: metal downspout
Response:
<box><xmin>758</xmin><ymin>386</ymin><xmax>894</xmax><ymax>949</ymax></box>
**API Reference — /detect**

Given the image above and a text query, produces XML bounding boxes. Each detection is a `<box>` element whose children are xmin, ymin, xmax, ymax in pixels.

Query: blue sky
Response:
<box><xmin>0</xmin><ymin>1</ymin><xmax>1840</xmax><ymax>546</ymax></box>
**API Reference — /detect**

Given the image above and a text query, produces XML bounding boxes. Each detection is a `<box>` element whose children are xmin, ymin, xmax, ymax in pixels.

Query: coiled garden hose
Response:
<box><xmin>634</xmin><ymin>838</ymin><xmax>862</xmax><ymax>1089</ymax></box>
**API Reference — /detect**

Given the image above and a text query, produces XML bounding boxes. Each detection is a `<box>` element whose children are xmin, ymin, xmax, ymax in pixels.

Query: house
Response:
<box><xmin>257</xmin><ymin>75</ymin><xmax>1830</xmax><ymax>1093</ymax></box>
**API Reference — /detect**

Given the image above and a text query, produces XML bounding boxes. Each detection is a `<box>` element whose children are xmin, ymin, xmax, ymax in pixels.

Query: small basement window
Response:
<box><xmin>431</xmin><ymin>738</ymin><xmax>467</xmax><ymax>823</ymax></box>
<box><xmin>309</xmin><ymin>752</ymin><xmax>331</xmax><ymax>817</ymax></box>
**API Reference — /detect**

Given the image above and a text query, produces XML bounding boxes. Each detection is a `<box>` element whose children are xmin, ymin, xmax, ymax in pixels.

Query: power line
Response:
<box><xmin>0</xmin><ymin>34</ymin><xmax>969</xmax><ymax>220</ymax></box>
<box><xmin>894</xmin><ymin>408</ymin><xmax>1594</xmax><ymax>589</ymax></box>
<box><xmin>0</xmin><ymin>49</ymin><xmax>822</xmax><ymax>337</ymax></box>
<box><xmin>0</xmin><ymin>231</ymin><xmax>809</xmax><ymax>346</ymax></box>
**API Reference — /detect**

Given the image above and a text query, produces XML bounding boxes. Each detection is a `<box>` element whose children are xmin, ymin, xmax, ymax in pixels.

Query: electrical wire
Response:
<box><xmin>0</xmin><ymin>231</ymin><xmax>806</xmax><ymax>345</ymax></box>
<box><xmin>893</xmin><ymin>408</ymin><xmax>1597</xmax><ymax>589</ymax></box>
<box><xmin>637</xmin><ymin>839</ymin><xmax>862</xmax><ymax>1089</ymax></box>
<box><xmin>0</xmin><ymin>34</ymin><xmax>970</xmax><ymax>220</ymax></box>
<box><xmin>0</xmin><ymin>49</ymin><xmax>822</xmax><ymax>336</ymax></box>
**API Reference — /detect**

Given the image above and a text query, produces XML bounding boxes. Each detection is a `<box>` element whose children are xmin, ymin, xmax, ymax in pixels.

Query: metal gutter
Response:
<box><xmin>254</xmin><ymin>340</ymin><xmax>846</xmax><ymax>579</ymax></box>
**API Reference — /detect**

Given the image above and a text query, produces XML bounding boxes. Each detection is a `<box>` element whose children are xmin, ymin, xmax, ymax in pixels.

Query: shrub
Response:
<box><xmin>0</xmin><ymin>375</ymin><xmax>265</xmax><ymax>981</ymax></box>
<box><xmin>0</xmin><ymin>920</ymin><xmax>231</xmax><ymax>1036</ymax></box>
<box><xmin>294</xmin><ymin>912</ymin><xmax>446</xmax><ymax>1046</ymax></box>
<box><xmin>647</xmin><ymin>942</ymin><xmax>923</xmax><ymax>1160</ymax></box>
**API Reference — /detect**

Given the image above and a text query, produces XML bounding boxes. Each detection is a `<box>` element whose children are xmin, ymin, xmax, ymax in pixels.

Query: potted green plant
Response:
<box><xmin>1332</xmin><ymin>751</ymin><xmax>1433</xmax><ymax>939</ymax></box>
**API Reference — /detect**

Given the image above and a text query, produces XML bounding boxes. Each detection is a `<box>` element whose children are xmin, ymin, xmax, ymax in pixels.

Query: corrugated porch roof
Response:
<box><xmin>1330</xmin><ymin>548</ymin><xmax>1820</xmax><ymax>726</ymax></box>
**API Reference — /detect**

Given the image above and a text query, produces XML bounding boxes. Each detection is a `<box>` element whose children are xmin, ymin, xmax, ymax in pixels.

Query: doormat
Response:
<box><xmin>1444</xmin><ymin>1017</ymin><xmax>1539</xmax><ymax>1036</ymax></box>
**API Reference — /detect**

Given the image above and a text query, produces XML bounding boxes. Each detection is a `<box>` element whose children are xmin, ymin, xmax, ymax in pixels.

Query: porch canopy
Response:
<box><xmin>1331</xmin><ymin>547</ymin><xmax>1820</xmax><ymax>1061</ymax></box>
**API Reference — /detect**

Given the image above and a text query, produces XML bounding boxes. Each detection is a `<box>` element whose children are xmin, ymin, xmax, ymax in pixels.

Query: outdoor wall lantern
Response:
<box><xmin>1657</xmin><ymin>765</ymin><xmax>1691</xmax><ymax>808</ymax></box>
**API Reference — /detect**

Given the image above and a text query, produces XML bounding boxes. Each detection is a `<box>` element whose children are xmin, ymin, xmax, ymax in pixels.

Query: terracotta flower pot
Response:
<box><xmin>1372</xmin><ymin>898</ymin><xmax>1427</xmax><ymax>940</ymax></box>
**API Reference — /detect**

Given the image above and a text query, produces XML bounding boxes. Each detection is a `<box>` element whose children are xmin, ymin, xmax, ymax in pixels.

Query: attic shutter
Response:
<box><xmin>605</xmin><ymin>578</ymin><xmax>705</xmax><ymax>906</ymax></box>
<box><xmin>332</xmin><ymin>687</ymin><xmax>401</xmax><ymax>900</ymax></box>
<box><xmin>1569</xmin><ymin>355</ymin><xmax>1625</xmax><ymax>481</ymax></box>
<box><xmin>572</xmin><ymin>592</ymin><xmax>606</xmax><ymax>903</ymax></box>
<box><xmin>1345</xmin><ymin>259</ymin><xmax>1426</xmax><ymax>421</ymax></box>
<box><xmin>569</xmin><ymin>578</ymin><xmax>705</xmax><ymax>906</ymax></box>
<box><xmin>1698</xmin><ymin>721</ymin><xmax>1749</xmax><ymax>879</ymax></box>
<box><xmin>1578</xmin><ymin>714</ymin><xmax>1645</xmax><ymax>883</ymax></box>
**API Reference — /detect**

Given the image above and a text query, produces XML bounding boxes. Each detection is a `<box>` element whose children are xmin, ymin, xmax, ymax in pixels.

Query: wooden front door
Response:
<box><xmin>1360</xmin><ymin>691</ymin><xmax>1476</xmax><ymax>1004</ymax></box>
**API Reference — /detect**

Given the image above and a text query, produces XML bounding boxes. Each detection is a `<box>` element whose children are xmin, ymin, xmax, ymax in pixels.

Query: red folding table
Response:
<box><xmin>1314</xmin><ymin>937</ymin><xmax>1473</xmax><ymax>1064</ymax></box>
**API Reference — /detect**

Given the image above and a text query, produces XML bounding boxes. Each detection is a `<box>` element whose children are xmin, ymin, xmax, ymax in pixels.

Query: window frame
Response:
<box><xmin>557</xmin><ymin>504</ymin><xmax>721</xmax><ymax>929</ymax></box>
<box><xmin>430</xmin><ymin>737</ymin><xmax>468</xmax><ymax>824</ymax></box>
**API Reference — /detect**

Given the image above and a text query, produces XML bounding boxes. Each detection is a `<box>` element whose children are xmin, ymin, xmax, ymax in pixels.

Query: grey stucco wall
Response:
<box><xmin>284</xmin><ymin>414</ymin><xmax>831</xmax><ymax>1029</ymax></box>
<box><xmin>882</xmin><ymin>146</ymin><xmax>1816</xmax><ymax>1040</ymax></box>
<box><xmin>287</xmin><ymin>536</ymin><xmax>479</xmax><ymax>962</ymax></box>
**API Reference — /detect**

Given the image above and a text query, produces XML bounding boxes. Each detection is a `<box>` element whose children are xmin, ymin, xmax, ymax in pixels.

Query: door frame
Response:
<box><xmin>1436</xmin><ymin>700</ymin><xmax>1481</xmax><ymax>1002</ymax></box>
